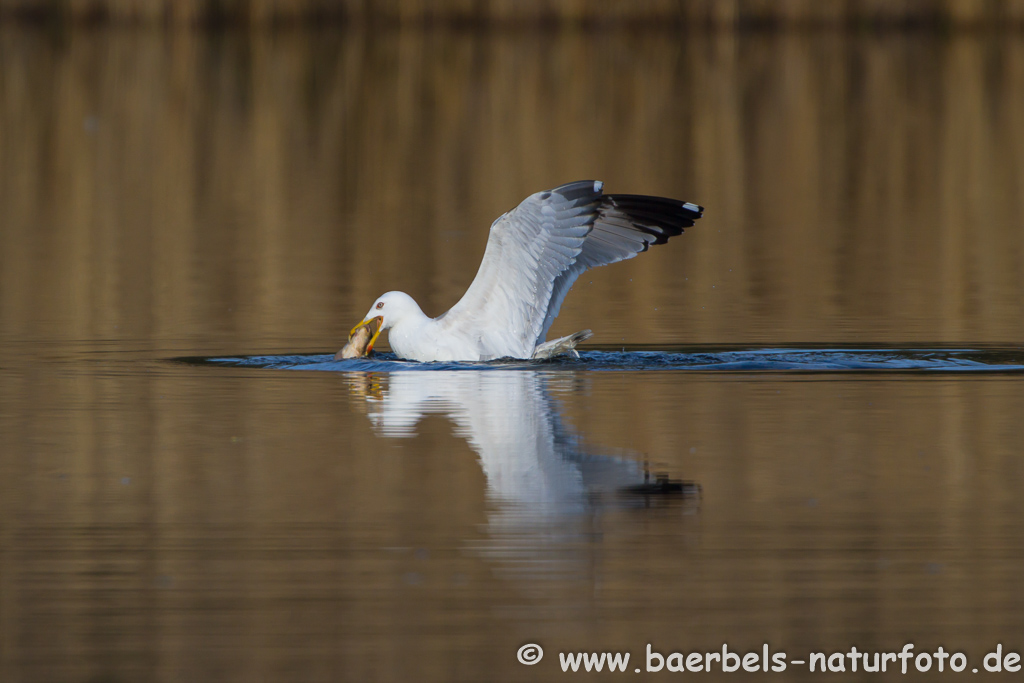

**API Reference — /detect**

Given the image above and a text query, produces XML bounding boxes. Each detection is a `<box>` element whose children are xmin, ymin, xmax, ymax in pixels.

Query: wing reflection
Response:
<box><xmin>346</xmin><ymin>369</ymin><xmax>699</xmax><ymax>580</ymax></box>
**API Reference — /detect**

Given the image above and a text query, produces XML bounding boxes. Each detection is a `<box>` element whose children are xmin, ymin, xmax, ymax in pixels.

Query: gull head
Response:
<box><xmin>350</xmin><ymin>291</ymin><xmax>420</xmax><ymax>353</ymax></box>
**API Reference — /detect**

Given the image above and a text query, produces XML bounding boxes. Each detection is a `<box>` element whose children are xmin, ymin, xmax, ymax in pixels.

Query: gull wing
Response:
<box><xmin>440</xmin><ymin>181</ymin><xmax>703</xmax><ymax>357</ymax></box>
<box><xmin>439</xmin><ymin>181</ymin><xmax>602</xmax><ymax>358</ymax></box>
<box><xmin>538</xmin><ymin>191</ymin><xmax>703</xmax><ymax>342</ymax></box>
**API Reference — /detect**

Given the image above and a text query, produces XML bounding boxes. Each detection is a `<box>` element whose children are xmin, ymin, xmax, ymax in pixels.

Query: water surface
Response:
<box><xmin>200</xmin><ymin>346</ymin><xmax>1024</xmax><ymax>373</ymax></box>
<box><xmin>2</xmin><ymin>24</ymin><xmax>1024</xmax><ymax>683</ymax></box>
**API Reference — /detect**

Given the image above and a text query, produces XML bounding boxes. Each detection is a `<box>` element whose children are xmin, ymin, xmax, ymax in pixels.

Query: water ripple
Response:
<box><xmin>186</xmin><ymin>346</ymin><xmax>1024</xmax><ymax>373</ymax></box>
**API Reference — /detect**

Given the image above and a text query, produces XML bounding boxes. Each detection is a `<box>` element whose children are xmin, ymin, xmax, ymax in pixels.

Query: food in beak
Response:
<box><xmin>335</xmin><ymin>317</ymin><xmax>381</xmax><ymax>360</ymax></box>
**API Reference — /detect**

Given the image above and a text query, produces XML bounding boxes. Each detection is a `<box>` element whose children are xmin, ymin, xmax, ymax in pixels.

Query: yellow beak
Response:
<box><xmin>350</xmin><ymin>316</ymin><xmax>384</xmax><ymax>353</ymax></box>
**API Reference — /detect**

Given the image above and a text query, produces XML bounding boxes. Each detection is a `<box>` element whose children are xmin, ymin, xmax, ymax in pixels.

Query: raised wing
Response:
<box><xmin>440</xmin><ymin>181</ymin><xmax>604</xmax><ymax>358</ymax></box>
<box><xmin>538</xmin><ymin>190</ymin><xmax>703</xmax><ymax>341</ymax></box>
<box><xmin>440</xmin><ymin>181</ymin><xmax>703</xmax><ymax>357</ymax></box>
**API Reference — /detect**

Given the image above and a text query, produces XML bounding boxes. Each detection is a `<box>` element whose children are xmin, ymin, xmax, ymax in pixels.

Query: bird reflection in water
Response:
<box><xmin>344</xmin><ymin>369</ymin><xmax>700</xmax><ymax>581</ymax></box>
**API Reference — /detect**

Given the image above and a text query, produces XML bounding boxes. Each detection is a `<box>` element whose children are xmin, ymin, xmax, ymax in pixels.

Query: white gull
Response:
<box><xmin>350</xmin><ymin>180</ymin><xmax>703</xmax><ymax>362</ymax></box>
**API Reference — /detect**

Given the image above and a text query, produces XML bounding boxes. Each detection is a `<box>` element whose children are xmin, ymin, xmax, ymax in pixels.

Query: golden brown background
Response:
<box><xmin>4</xmin><ymin>0</ymin><xmax>1024</xmax><ymax>26</ymax></box>
<box><xmin>2</xmin><ymin>12</ymin><xmax>1024</xmax><ymax>683</ymax></box>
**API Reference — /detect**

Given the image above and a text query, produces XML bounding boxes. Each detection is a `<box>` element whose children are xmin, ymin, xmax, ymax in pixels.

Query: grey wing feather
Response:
<box><xmin>537</xmin><ymin>191</ymin><xmax>703</xmax><ymax>342</ymax></box>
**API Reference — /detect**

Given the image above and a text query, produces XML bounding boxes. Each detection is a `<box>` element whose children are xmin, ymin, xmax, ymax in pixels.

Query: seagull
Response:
<box><xmin>349</xmin><ymin>180</ymin><xmax>703</xmax><ymax>362</ymax></box>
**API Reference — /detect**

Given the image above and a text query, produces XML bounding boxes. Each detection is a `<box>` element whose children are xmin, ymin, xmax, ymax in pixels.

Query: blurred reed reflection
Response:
<box><xmin>1</xmin><ymin>27</ymin><xmax>1023</xmax><ymax>350</ymax></box>
<box><xmin>3</xmin><ymin>0</ymin><xmax>1024</xmax><ymax>26</ymax></box>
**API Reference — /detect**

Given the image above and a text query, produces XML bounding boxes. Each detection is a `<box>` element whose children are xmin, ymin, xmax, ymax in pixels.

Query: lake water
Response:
<box><xmin>2</xmin><ymin>24</ymin><xmax>1024</xmax><ymax>682</ymax></box>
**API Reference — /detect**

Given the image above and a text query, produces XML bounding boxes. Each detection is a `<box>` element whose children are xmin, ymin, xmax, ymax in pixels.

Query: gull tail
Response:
<box><xmin>532</xmin><ymin>329</ymin><xmax>593</xmax><ymax>360</ymax></box>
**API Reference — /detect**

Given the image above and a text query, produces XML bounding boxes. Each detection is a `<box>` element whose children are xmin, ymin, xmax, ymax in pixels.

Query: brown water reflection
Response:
<box><xmin>3</xmin><ymin>27</ymin><xmax>1024</xmax><ymax>348</ymax></box>
<box><xmin>2</xmin><ymin>25</ymin><xmax>1024</xmax><ymax>683</ymax></box>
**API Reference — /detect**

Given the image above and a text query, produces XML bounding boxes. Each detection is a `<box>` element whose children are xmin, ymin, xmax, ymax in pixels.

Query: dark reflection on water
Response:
<box><xmin>3</xmin><ymin>22</ymin><xmax>1024</xmax><ymax>683</ymax></box>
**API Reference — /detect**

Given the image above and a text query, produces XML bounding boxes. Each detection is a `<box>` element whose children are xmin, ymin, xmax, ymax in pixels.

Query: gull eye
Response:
<box><xmin>376</xmin><ymin>302</ymin><xmax>384</xmax><ymax>310</ymax></box>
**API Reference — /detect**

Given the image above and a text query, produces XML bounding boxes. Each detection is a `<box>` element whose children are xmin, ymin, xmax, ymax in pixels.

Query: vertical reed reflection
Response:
<box><xmin>1</xmin><ymin>28</ymin><xmax>1022</xmax><ymax>349</ymax></box>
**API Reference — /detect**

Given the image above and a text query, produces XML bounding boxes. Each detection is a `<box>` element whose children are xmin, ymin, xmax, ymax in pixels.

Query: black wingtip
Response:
<box><xmin>601</xmin><ymin>193</ymin><xmax>704</xmax><ymax>244</ymax></box>
<box><xmin>683</xmin><ymin>201</ymin><xmax>704</xmax><ymax>217</ymax></box>
<box><xmin>608</xmin><ymin>194</ymin><xmax>704</xmax><ymax>221</ymax></box>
